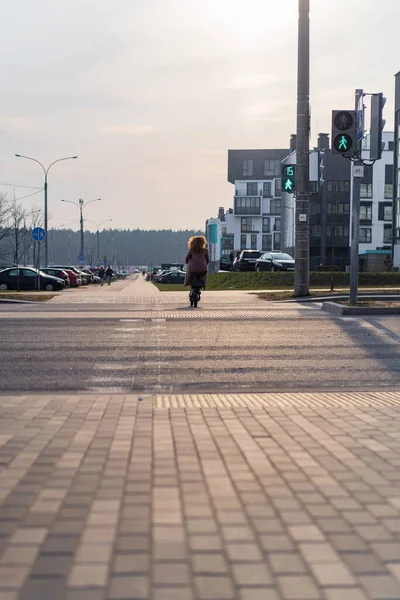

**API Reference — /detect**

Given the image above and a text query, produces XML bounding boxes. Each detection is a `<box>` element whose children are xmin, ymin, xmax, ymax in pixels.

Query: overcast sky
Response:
<box><xmin>1</xmin><ymin>0</ymin><xmax>399</xmax><ymax>231</ymax></box>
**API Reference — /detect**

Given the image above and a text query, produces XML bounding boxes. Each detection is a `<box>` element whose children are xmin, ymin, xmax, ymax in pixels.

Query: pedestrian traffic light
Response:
<box><xmin>282</xmin><ymin>165</ymin><xmax>296</xmax><ymax>193</ymax></box>
<box><xmin>370</xmin><ymin>93</ymin><xmax>386</xmax><ymax>161</ymax></box>
<box><xmin>331</xmin><ymin>110</ymin><xmax>357</xmax><ymax>156</ymax></box>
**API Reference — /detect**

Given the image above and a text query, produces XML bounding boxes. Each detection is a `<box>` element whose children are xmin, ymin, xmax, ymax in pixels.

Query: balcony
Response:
<box><xmin>234</xmin><ymin>196</ymin><xmax>262</xmax><ymax>216</ymax></box>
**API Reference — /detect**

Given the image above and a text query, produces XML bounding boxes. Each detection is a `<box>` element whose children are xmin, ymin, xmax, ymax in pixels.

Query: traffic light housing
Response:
<box><xmin>370</xmin><ymin>93</ymin><xmax>386</xmax><ymax>160</ymax></box>
<box><xmin>331</xmin><ymin>110</ymin><xmax>357</xmax><ymax>156</ymax></box>
<box><xmin>282</xmin><ymin>165</ymin><xmax>296</xmax><ymax>193</ymax></box>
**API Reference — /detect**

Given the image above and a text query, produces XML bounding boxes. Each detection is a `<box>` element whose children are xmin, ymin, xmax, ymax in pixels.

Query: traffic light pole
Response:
<box><xmin>349</xmin><ymin>89</ymin><xmax>364</xmax><ymax>305</ymax></box>
<box><xmin>294</xmin><ymin>0</ymin><xmax>310</xmax><ymax>297</ymax></box>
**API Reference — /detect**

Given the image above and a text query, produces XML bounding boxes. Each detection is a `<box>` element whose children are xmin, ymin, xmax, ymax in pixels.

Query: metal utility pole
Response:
<box><xmin>294</xmin><ymin>0</ymin><xmax>310</xmax><ymax>297</ymax></box>
<box><xmin>84</xmin><ymin>218</ymin><xmax>112</xmax><ymax>265</ymax></box>
<box><xmin>79</xmin><ymin>199</ymin><xmax>84</xmax><ymax>260</ymax></box>
<box><xmin>349</xmin><ymin>89</ymin><xmax>364</xmax><ymax>305</ymax></box>
<box><xmin>61</xmin><ymin>198</ymin><xmax>101</xmax><ymax>265</ymax></box>
<box><xmin>15</xmin><ymin>154</ymin><xmax>77</xmax><ymax>266</ymax></box>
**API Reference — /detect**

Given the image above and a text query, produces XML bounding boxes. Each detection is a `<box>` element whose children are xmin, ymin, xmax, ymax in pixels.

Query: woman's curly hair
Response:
<box><xmin>188</xmin><ymin>236</ymin><xmax>207</xmax><ymax>253</ymax></box>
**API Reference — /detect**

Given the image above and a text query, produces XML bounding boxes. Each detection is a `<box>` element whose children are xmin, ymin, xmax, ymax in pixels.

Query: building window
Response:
<box><xmin>328</xmin><ymin>203</ymin><xmax>336</xmax><ymax>214</ymax></box>
<box><xmin>250</xmin><ymin>234</ymin><xmax>257</xmax><ymax>250</ymax></box>
<box><xmin>328</xmin><ymin>202</ymin><xmax>350</xmax><ymax>214</ymax></box>
<box><xmin>273</xmin><ymin>232</ymin><xmax>281</xmax><ymax>250</ymax></box>
<box><xmin>388</xmin><ymin>141</ymin><xmax>394</xmax><ymax>151</ymax></box>
<box><xmin>361</xmin><ymin>166</ymin><xmax>373</xmax><ymax>198</ymax></box>
<box><xmin>310</xmin><ymin>202</ymin><xmax>321</xmax><ymax>215</ymax></box>
<box><xmin>360</xmin><ymin>204</ymin><xmax>372</xmax><ymax>221</ymax></box>
<box><xmin>327</xmin><ymin>180</ymin><xmax>350</xmax><ymax>193</ymax></box>
<box><xmin>262</xmin><ymin>235</ymin><xmax>272</xmax><ymax>251</ymax></box>
<box><xmin>360</xmin><ymin>184</ymin><xmax>373</xmax><ymax>198</ymax></box>
<box><xmin>247</xmin><ymin>182</ymin><xmax>258</xmax><ymax>195</ymax></box>
<box><xmin>274</xmin><ymin>218</ymin><xmax>281</xmax><ymax>232</ymax></box>
<box><xmin>234</xmin><ymin>197</ymin><xmax>261</xmax><ymax>215</ymax></box>
<box><xmin>385</xmin><ymin>184</ymin><xmax>393</xmax><ymax>199</ymax></box>
<box><xmin>264</xmin><ymin>159</ymin><xmax>279</xmax><ymax>177</ymax></box>
<box><xmin>270</xmin><ymin>199</ymin><xmax>281</xmax><ymax>214</ymax></box>
<box><xmin>240</xmin><ymin>234</ymin><xmax>247</xmax><ymax>250</ymax></box>
<box><xmin>241</xmin><ymin>217</ymin><xmax>253</xmax><ymax>232</ymax></box>
<box><xmin>359</xmin><ymin>228</ymin><xmax>372</xmax><ymax>243</ymax></box>
<box><xmin>385</xmin><ymin>164</ymin><xmax>393</xmax><ymax>199</ymax></box>
<box><xmin>263</xmin><ymin>182</ymin><xmax>272</xmax><ymax>197</ymax></box>
<box><xmin>309</xmin><ymin>181</ymin><xmax>319</xmax><ymax>193</ymax></box>
<box><xmin>243</xmin><ymin>160</ymin><xmax>253</xmax><ymax>176</ymax></box>
<box><xmin>378</xmin><ymin>203</ymin><xmax>392</xmax><ymax>221</ymax></box>
<box><xmin>337</xmin><ymin>202</ymin><xmax>350</xmax><ymax>214</ymax></box>
<box><xmin>327</xmin><ymin>226</ymin><xmax>349</xmax><ymax>238</ymax></box>
<box><xmin>275</xmin><ymin>179</ymin><xmax>281</xmax><ymax>196</ymax></box>
<box><xmin>222</xmin><ymin>236</ymin><xmax>234</xmax><ymax>252</ymax></box>
<box><xmin>312</xmin><ymin>225</ymin><xmax>321</xmax><ymax>237</ymax></box>
<box><xmin>384</xmin><ymin>225</ymin><xmax>392</xmax><ymax>244</ymax></box>
<box><xmin>262</xmin><ymin>217</ymin><xmax>270</xmax><ymax>233</ymax></box>
<box><xmin>222</xmin><ymin>227</ymin><xmax>227</xmax><ymax>236</ymax></box>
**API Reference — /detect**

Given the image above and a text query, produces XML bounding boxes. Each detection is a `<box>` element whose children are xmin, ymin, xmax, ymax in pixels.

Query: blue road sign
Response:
<box><xmin>32</xmin><ymin>227</ymin><xmax>46</xmax><ymax>242</ymax></box>
<box><xmin>77</xmin><ymin>252</ymin><xmax>84</xmax><ymax>262</ymax></box>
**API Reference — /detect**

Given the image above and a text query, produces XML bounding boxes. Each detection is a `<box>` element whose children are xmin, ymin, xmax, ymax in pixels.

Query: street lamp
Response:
<box><xmin>61</xmin><ymin>198</ymin><xmax>101</xmax><ymax>264</ymax></box>
<box><xmin>15</xmin><ymin>153</ymin><xmax>78</xmax><ymax>266</ymax></box>
<box><xmin>84</xmin><ymin>218</ymin><xmax>113</xmax><ymax>265</ymax></box>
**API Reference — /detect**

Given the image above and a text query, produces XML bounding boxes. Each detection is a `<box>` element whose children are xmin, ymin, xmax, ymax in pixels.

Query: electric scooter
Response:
<box><xmin>189</xmin><ymin>273</ymin><xmax>204</xmax><ymax>307</ymax></box>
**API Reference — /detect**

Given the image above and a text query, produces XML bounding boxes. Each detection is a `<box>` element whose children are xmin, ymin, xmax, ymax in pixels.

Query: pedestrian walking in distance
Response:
<box><xmin>105</xmin><ymin>265</ymin><xmax>113</xmax><ymax>286</ymax></box>
<box><xmin>98</xmin><ymin>265</ymin><xmax>105</xmax><ymax>286</ymax></box>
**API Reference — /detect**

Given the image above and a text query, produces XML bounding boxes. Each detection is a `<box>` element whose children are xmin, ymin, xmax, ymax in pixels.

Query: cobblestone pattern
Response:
<box><xmin>1</xmin><ymin>393</ymin><xmax>400</xmax><ymax>599</ymax></box>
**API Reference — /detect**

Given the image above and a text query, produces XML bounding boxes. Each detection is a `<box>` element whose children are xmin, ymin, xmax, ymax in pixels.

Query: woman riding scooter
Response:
<box><xmin>184</xmin><ymin>236</ymin><xmax>209</xmax><ymax>305</ymax></box>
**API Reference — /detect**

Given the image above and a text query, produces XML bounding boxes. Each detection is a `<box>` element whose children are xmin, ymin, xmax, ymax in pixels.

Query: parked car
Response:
<box><xmin>53</xmin><ymin>265</ymin><xmax>85</xmax><ymax>286</ymax></box>
<box><xmin>81</xmin><ymin>268</ymin><xmax>95</xmax><ymax>284</ymax></box>
<box><xmin>0</xmin><ymin>267</ymin><xmax>65</xmax><ymax>291</ymax></box>
<box><xmin>41</xmin><ymin>268</ymin><xmax>70</xmax><ymax>287</ymax></box>
<box><xmin>255</xmin><ymin>252</ymin><xmax>295</xmax><ymax>272</ymax></box>
<box><xmin>157</xmin><ymin>270</ymin><xmax>186</xmax><ymax>284</ymax></box>
<box><xmin>153</xmin><ymin>270</ymin><xmax>171</xmax><ymax>282</ymax></box>
<box><xmin>234</xmin><ymin>250</ymin><xmax>263</xmax><ymax>271</ymax></box>
<box><xmin>219</xmin><ymin>256</ymin><xmax>231</xmax><ymax>271</ymax></box>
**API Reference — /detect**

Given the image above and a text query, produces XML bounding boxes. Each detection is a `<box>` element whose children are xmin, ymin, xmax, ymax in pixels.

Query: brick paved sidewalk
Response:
<box><xmin>1</xmin><ymin>392</ymin><xmax>400</xmax><ymax>599</ymax></box>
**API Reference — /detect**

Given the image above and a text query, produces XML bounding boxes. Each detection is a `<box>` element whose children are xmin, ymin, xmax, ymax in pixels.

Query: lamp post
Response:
<box><xmin>61</xmin><ymin>198</ymin><xmax>101</xmax><ymax>264</ymax></box>
<box><xmin>15</xmin><ymin>154</ymin><xmax>77</xmax><ymax>266</ymax></box>
<box><xmin>84</xmin><ymin>218</ymin><xmax>113</xmax><ymax>265</ymax></box>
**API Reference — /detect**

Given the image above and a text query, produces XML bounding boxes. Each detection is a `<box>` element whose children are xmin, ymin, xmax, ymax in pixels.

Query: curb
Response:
<box><xmin>322</xmin><ymin>300</ymin><xmax>400</xmax><ymax>316</ymax></box>
<box><xmin>0</xmin><ymin>298</ymin><xmax>38</xmax><ymax>304</ymax></box>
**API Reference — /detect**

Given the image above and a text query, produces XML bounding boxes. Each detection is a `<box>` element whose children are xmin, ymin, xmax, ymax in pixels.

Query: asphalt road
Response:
<box><xmin>2</xmin><ymin>309</ymin><xmax>400</xmax><ymax>393</ymax></box>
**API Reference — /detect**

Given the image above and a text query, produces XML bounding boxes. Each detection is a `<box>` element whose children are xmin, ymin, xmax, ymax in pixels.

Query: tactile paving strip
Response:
<box><xmin>154</xmin><ymin>390</ymin><xmax>400</xmax><ymax>408</ymax></box>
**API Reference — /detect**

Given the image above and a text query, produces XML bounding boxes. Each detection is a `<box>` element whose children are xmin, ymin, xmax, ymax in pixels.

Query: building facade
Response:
<box><xmin>227</xmin><ymin>149</ymin><xmax>289</xmax><ymax>254</ymax></box>
<box><xmin>206</xmin><ymin>128</ymin><xmax>395</xmax><ymax>272</ymax></box>
<box><xmin>393</xmin><ymin>71</ymin><xmax>400</xmax><ymax>268</ymax></box>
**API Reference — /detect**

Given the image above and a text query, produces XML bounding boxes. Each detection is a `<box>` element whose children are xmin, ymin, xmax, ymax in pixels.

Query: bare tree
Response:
<box><xmin>0</xmin><ymin>194</ymin><xmax>12</xmax><ymax>263</ymax></box>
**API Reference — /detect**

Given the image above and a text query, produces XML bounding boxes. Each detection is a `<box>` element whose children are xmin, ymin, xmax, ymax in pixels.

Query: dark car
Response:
<box><xmin>235</xmin><ymin>250</ymin><xmax>263</xmax><ymax>271</ymax></box>
<box><xmin>219</xmin><ymin>256</ymin><xmax>231</xmax><ymax>272</ymax></box>
<box><xmin>0</xmin><ymin>267</ymin><xmax>65</xmax><ymax>291</ymax></box>
<box><xmin>41</xmin><ymin>268</ymin><xmax>70</xmax><ymax>287</ymax></box>
<box><xmin>255</xmin><ymin>252</ymin><xmax>295</xmax><ymax>272</ymax></box>
<box><xmin>157</xmin><ymin>270</ymin><xmax>186</xmax><ymax>284</ymax></box>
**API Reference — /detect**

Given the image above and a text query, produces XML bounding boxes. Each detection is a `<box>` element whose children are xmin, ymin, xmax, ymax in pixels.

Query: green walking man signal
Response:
<box><xmin>282</xmin><ymin>164</ymin><xmax>296</xmax><ymax>193</ymax></box>
<box><xmin>331</xmin><ymin>110</ymin><xmax>357</xmax><ymax>155</ymax></box>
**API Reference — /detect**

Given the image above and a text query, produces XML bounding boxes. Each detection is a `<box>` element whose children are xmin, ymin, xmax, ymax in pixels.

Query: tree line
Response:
<box><xmin>0</xmin><ymin>194</ymin><xmax>203</xmax><ymax>267</ymax></box>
